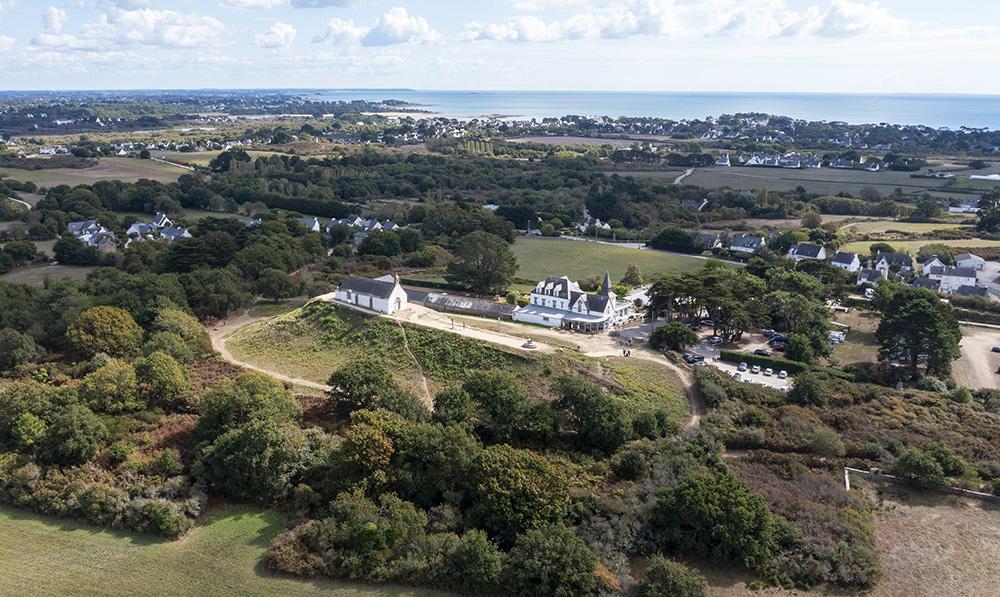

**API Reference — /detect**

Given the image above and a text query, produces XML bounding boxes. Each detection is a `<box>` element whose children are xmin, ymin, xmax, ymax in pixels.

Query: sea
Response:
<box><xmin>304</xmin><ymin>89</ymin><xmax>1000</xmax><ymax>130</ymax></box>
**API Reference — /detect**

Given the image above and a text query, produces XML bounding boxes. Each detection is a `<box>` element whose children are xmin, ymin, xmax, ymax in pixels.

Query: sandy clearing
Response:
<box><xmin>953</xmin><ymin>325</ymin><xmax>1000</xmax><ymax>390</ymax></box>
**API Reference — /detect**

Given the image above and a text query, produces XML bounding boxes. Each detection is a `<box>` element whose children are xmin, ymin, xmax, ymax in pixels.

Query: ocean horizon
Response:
<box><xmin>304</xmin><ymin>89</ymin><xmax>1000</xmax><ymax>130</ymax></box>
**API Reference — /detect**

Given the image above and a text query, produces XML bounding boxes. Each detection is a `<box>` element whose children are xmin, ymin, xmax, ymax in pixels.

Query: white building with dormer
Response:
<box><xmin>512</xmin><ymin>272</ymin><xmax>634</xmax><ymax>332</ymax></box>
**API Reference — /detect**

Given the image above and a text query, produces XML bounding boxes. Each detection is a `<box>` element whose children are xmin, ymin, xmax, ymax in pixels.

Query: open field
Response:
<box><xmin>831</xmin><ymin>309</ymin><xmax>880</xmax><ymax>367</ymax></box>
<box><xmin>867</xmin><ymin>485</ymin><xmax>1000</xmax><ymax>597</ymax></box>
<box><xmin>685</xmin><ymin>166</ymin><xmax>956</xmax><ymax>195</ymax></box>
<box><xmin>0</xmin><ymin>158</ymin><xmax>183</xmax><ymax>187</ymax></box>
<box><xmin>150</xmin><ymin>150</ymin><xmax>283</xmax><ymax>168</ymax></box>
<box><xmin>510</xmin><ymin>135</ymin><xmax>633</xmax><ymax>147</ymax></box>
<box><xmin>840</xmin><ymin>238</ymin><xmax>1000</xmax><ymax>255</ymax></box>
<box><xmin>841</xmin><ymin>220</ymin><xmax>971</xmax><ymax>234</ymax></box>
<box><xmin>607</xmin><ymin>168</ymin><xmax>688</xmax><ymax>180</ymax></box>
<box><xmin>0</xmin><ymin>504</ymin><xmax>443</xmax><ymax>597</ymax></box>
<box><xmin>0</xmin><ymin>263</ymin><xmax>97</xmax><ymax>286</ymax></box>
<box><xmin>512</xmin><ymin>237</ymin><xmax>710</xmax><ymax>284</ymax></box>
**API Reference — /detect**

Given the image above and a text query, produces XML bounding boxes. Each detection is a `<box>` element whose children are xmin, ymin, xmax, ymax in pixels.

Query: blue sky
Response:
<box><xmin>0</xmin><ymin>0</ymin><xmax>997</xmax><ymax>93</ymax></box>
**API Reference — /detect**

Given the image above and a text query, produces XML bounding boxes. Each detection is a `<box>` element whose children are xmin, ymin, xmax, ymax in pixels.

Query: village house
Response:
<box><xmin>161</xmin><ymin>227</ymin><xmax>192</xmax><ymax>243</ymax></box>
<box><xmin>67</xmin><ymin>220</ymin><xmax>116</xmax><ymax>249</ymax></box>
<box><xmin>829</xmin><ymin>251</ymin><xmax>861</xmax><ymax>273</ymax></box>
<box><xmin>714</xmin><ymin>154</ymin><xmax>731</xmax><ymax>167</ymax></box>
<box><xmin>332</xmin><ymin>274</ymin><xmax>408</xmax><ymax>315</ymax></box>
<box><xmin>927</xmin><ymin>266</ymin><xmax>978</xmax><ymax>294</ymax></box>
<box><xmin>512</xmin><ymin>272</ymin><xmax>633</xmax><ymax>332</ymax></box>
<box><xmin>955</xmin><ymin>253</ymin><xmax>986</xmax><ymax>271</ymax></box>
<box><xmin>152</xmin><ymin>212</ymin><xmax>172</xmax><ymax>228</ymax></box>
<box><xmin>297</xmin><ymin>217</ymin><xmax>321</xmax><ymax>233</ymax></box>
<box><xmin>728</xmin><ymin>234</ymin><xmax>766</xmax><ymax>255</ymax></box>
<box><xmin>873</xmin><ymin>252</ymin><xmax>913</xmax><ymax>277</ymax></box>
<box><xmin>694</xmin><ymin>232</ymin><xmax>722</xmax><ymax>250</ymax></box>
<box><xmin>856</xmin><ymin>269</ymin><xmax>884</xmax><ymax>286</ymax></box>
<box><xmin>955</xmin><ymin>285</ymin><xmax>989</xmax><ymax>298</ymax></box>
<box><xmin>920</xmin><ymin>255</ymin><xmax>946</xmax><ymax>273</ymax></box>
<box><xmin>787</xmin><ymin>243</ymin><xmax>826</xmax><ymax>262</ymax></box>
<box><xmin>912</xmin><ymin>277</ymin><xmax>942</xmax><ymax>292</ymax></box>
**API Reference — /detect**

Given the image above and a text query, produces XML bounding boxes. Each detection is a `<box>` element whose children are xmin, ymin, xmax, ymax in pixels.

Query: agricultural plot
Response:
<box><xmin>150</xmin><ymin>150</ymin><xmax>283</xmax><ymax>168</ymax></box>
<box><xmin>0</xmin><ymin>158</ymin><xmax>183</xmax><ymax>187</ymax></box>
<box><xmin>685</xmin><ymin>166</ymin><xmax>952</xmax><ymax>195</ymax></box>
<box><xmin>512</xmin><ymin>237</ymin><xmax>710</xmax><ymax>285</ymax></box>
<box><xmin>0</xmin><ymin>505</ymin><xmax>441</xmax><ymax>597</ymax></box>
<box><xmin>0</xmin><ymin>263</ymin><xmax>96</xmax><ymax>286</ymax></box>
<box><xmin>509</xmin><ymin>135</ymin><xmax>633</xmax><ymax>147</ymax></box>
<box><xmin>840</xmin><ymin>220</ymin><xmax>971</xmax><ymax>234</ymax></box>
<box><xmin>839</xmin><ymin>238</ymin><xmax>1000</xmax><ymax>255</ymax></box>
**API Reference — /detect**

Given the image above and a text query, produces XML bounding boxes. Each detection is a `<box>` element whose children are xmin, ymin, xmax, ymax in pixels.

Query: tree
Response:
<box><xmin>38</xmin><ymin>404</ymin><xmax>107</xmax><ymax>466</ymax></box>
<box><xmin>911</xmin><ymin>198</ymin><xmax>941</xmax><ymax>221</ymax></box>
<box><xmin>181</xmin><ymin>268</ymin><xmax>248</xmax><ymax>320</ymax></box>
<box><xmin>78</xmin><ymin>360</ymin><xmax>142</xmax><ymax>414</ymax></box>
<box><xmin>143</xmin><ymin>331</ymin><xmax>195</xmax><ymax>363</ymax></box>
<box><xmin>135</xmin><ymin>351</ymin><xmax>192</xmax><ymax>410</ymax></box>
<box><xmin>553</xmin><ymin>376</ymin><xmax>631</xmax><ymax>453</ymax></box>
<box><xmin>445</xmin><ymin>231</ymin><xmax>518</xmax><ymax>294</ymax></box>
<box><xmin>648</xmin><ymin>227</ymin><xmax>701</xmax><ymax>254</ymax></box>
<box><xmin>801</xmin><ymin>211</ymin><xmax>823</xmax><ymax>229</ymax></box>
<box><xmin>444</xmin><ymin>530</ymin><xmax>503</xmax><ymax>594</ymax></box>
<box><xmin>890</xmin><ymin>448</ymin><xmax>945</xmax><ymax>488</ymax></box>
<box><xmin>328</xmin><ymin>358</ymin><xmax>399</xmax><ymax>415</ymax></box>
<box><xmin>649</xmin><ymin>321</ymin><xmax>699</xmax><ymax>352</ymax></box>
<box><xmin>654</xmin><ymin>472</ymin><xmax>780</xmax><ymax>570</ymax></box>
<box><xmin>788</xmin><ymin>372</ymin><xmax>828</xmax><ymax>406</ymax></box>
<box><xmin>139</xmin><ymin>149</ymin><xmax>151</xmax><ymax>159</ymax></box>
<box><xmin>432</xmin><ymin>387</ymin><xmax>476</xmax><ymax>428</ymax></box>
<box><xmin>916</xmin><ymin>243</ymin><xmax>956</xmax><ymax>265</ymax></box>
<box><xmin>151</xmin><ymin>307</ymin><xmax>213</xmax><ymax>357</ymax></box>
<box><xmin>876</xmin><ymin>287</ymin><xmax>962</xmax><ymax>376</ymax></box>
<box><xmin>397</xmin><ymin>228</ymin><xmax>423</xmax><ymax>253</ymax></box>
<box><xmin>784</xmin><ymin>333</ymin><xmax>817</xmax><ymax>364</ymax></box>
<box><xmin>195</xmin><ymin>420</ymin><xmax>306</xmax><ymax>502</ymax></box>
<box><xmin>468</xmin><ymin>444</ymin><xmax>570</xmax><ymax>543</ymax></box>
<box><xmin>0</xmin><ymin>328</ymin><xmax>43</xmax><ymax>373</ymax></box>
<box><xmin>620</xmin><ymin>263</ymin><xmax>644</xmax><ymax>286</ymax></box>
<box><xmin>868</xmin><ymin>242</ymin><xmax>896</xmax><ymax>255</ymax></box>
<box><xmin>505</xmin><ymin>524</ymin><xmax>598</xmax><ymax>597</ymax></box>
<box><xmin>195</xmin><ymin>372</ymin><xmax>302</xmax><ymax>444</ymax></box>
<box><xmin>358</xmin><ymin>229</ymin><xmax>402</xmax><ymax>257</ymax></box>
<box><xmin>66</xmin><ymin>306</ymin><xmax>143</xmax><ymax>359</ymax></box>
<box><xmin>53</xmin><ymin>235</ymin><xmax>99</xmax><ymax>265</ymax></box>
<box><xmin>256</xmin><ymin>268</ymin><xmax>298</xmax><ymax>302</ymax></box>
<box><xmin>462</xmin><ymin>370</ymin><xmax>530</xmax><ymax>442</ymax></box>
<box><xmin>638</xmin><ymin>556</ymin><xmax>707</xmax><ymax>597</ymax></box>
<box><xmin>391</xmin><ymin>422</ymin><xmax>480</xmax><ymax>507</ymax></box>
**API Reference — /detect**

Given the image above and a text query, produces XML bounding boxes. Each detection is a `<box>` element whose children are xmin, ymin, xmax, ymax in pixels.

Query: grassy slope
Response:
<box><xmin>0</xmin><ymin>505</ymin><xmax>444</xmax><ymax>597</ymax></box>
<box><xmin>512</xmin><ymin>237</ymin><xmax>708</xmax><ymax>284</ymax></box>
<box><xmin>226</xmin><ymin>302</ymin><xmax>688</xmax><ymax>423</ymax></box>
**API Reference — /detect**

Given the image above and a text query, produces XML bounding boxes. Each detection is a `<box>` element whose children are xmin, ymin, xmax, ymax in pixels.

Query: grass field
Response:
<box><xmin>150</xmin><ymin>150</ymin><xmax>285</xmax><ymax>168</ymax></box>
<box><xmin>841</xmin><ymin>220</ymin><xmax>971</xmax><ymax>234</ymax></box>
<box><xmin>685</xmin><ymin>166</ymin><xmax>952</xmax><ymax>195</ymax></box>
<box><xmin>0</xmin><ymin>263</ymin><xmax>97</xmax><ymax>286</ymax></box>
<box><xmin>831</xmin><ymin>310</ymin><xmax>880</xmax><ymax>367</ymax></box>
<box><xmin>512</xmin><ymin>237</ymin><xmax>710</xmax><ymax>285</ymax></box>
<box><xmin>840</xmin><ymin>238</ymin><xmax>1000</xmax><ymax>255</ymax></box>
<box><xmin>0</xmin><ymin>158</ymin><xmax>183</xmax><ymax>187</ymax></box>
<box><xmin>509</xmin><ymin>136</ymin><xmax>633</xmax><ymax>147</ymax></box>
<box><xmin>0</xmin><ymin>504</ymin><xmax>444</xmax><ymax>597</ymax></box>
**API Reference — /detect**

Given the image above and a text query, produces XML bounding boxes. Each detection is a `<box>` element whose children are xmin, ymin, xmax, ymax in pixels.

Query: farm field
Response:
<box><xmin>606</xmin><ymin>168</ymin><xmax>687</xmax><ymax>180</ymax></box>
<box><xmin>840</xmin><ymin>220</ymin><xmax>971</xmax><ymax>234</ymax></box>
<box><xmin>509</xmin><ymin>135</ymin><xmax>632</xmax><ymax>147</ymax></box>
<box><xmin>512</xmin><ymin>237</ymin><xmax>710</xmax><ymax>285</ymax></box>
<box><xmin>0</xmin><ymin>263</ymin><xmax>96</xmax><ymax>286</ymax></box>
<box><xmin>0</xmin><ymin>505</ymin><xmax>443</xmax><ymax>597</ymax></box>
<box><xmin>839</xmin><ymin>238</ymin><xmax>1000</xmax><ymax>255</ymax></box>
<box><xmin>684</xmin><ymin>166</ymin><xmax>953</xmax><ymax>195</ymax></box>
<box><xmin>0</xmin><ymin>158</ymin><xmax>183</xmax><ymax>187</ymax></box>
<box><xmin>150</xmin><ymin>150</ymin><xmax>283</xmax><ymax>167</ymax></box>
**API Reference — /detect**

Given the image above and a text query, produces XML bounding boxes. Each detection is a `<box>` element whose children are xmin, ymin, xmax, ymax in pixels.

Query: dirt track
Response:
<box><xmin>953</xmin><ymin>325</ymin><xmax>1000</xmax><ymax>390</ymax></box>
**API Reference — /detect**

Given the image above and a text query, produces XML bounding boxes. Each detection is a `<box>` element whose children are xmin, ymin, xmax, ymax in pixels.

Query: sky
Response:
<box><xmin>0</xmin><ymin>0</ymin><xmax>998</xmax><ymax>94</ymax></box>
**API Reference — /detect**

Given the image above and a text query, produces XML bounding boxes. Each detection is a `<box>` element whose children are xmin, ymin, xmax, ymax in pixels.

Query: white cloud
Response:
<box><xmin>782</xmin><ymin>0</ymin><xmax>910</xmax><ymax>38</ymax></box>
<box><xmin>463</xmin><ymin>0</ymin><xmax>680</xmax><ymax>42</ymax></box>
<box><xmin>0</xmin><ymin>0</ymin><xmax>15</xmax><ymax>11</ymax></box>
<box><xmin>219</xmin><ymin>0</ymin><xmax>287</xmax><ymax>8</ymax></box>
<box><xmin>316</xmin><ymin>7</ymin><xmax>440</xmax><ymax>47</ymax></box>
<box><xmin>102</xmin><ymin>0</ymin><xmax>152</xmax><ymax>8</ymax></box>
<box><xmin>290</xmin><ymin>0</ymin><xmax>357</xmax><ymax>7</ymax></box>
<box><xmin>361</xmin><ymin>7</ymin><xmax>441</xmax><ymax>47</ymax></box>
<box><xmin>43</xmin><ymin>6</ymin><xmax>68</xmax><ymax>35</ymax></box>
<box><xmin>0</xmin><ymin>35</ymin><xmax>14</xmax><ymax>50</ymax></box>
<box><xmin>33</xmin><ymin>7</ymin><xmax>226</xmax><ymax>50</ymax></box>
<box><xmin>255</xmin><ymin>21</ymin><xmax>296</xmax><ymax>48</ymax></box>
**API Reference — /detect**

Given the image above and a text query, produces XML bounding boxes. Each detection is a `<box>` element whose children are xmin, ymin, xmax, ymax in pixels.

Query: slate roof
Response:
<box><xmin>857</xmin><ymin>269</ymin><xmax>883</xmax><ymax>284</ymax></box>
<box><xmin>912</xmin><ymin>278</ymin><xmax>941</xmax><ymax>290</ymax></box>
<box><xmin>830</xmin><ymin>251</ymin><xmax>858</xmax><ymax>265</ymax></box>
<box><xmin>730</xmin><ymin>235</ymin><xmax>765</xmax><ymax>249</ymax></box>
<box><xmin>338</xmin><ymin>275</ymin><xmax>398</xmax><ymax>299</ymax></box>
<box><xmin>695</xmin><ymin>232</ymin><xmax>719</xmax><ymax>247</ymax></box>
<box><xmin>956</xmin><ymin>285</ymin><xmax>988</xmax><ymax>297</ymax></box>
<box><xmin>928</xmin><ymin>266</ymin><xmax>977</xmax><ymax>279</ymax></box>
<box><xmin>875</xmin><ymin>252</ymin><xmax>913</xmax><ymax>267</ymax></box>
<box><xmin>790</xmin><ymin>243</ymin><xmax>824</xmax><ymax>258</ymax></box>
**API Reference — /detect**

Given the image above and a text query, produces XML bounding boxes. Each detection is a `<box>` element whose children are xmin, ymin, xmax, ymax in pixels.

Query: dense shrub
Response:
<box><xmin>504</xmin><ymin>524</ymin><xmax>598</xmax><ymax>597</ymax></box>
<box><xmin>0</xmin><ymin>328</ymin><xmax>44</xmax><ymax>373</ymax></box>
<box><xmin>195</xmin><ymin>372</ymin><xmax>301</xmax><ymax>444</ymax></box>
<box><xmin>66</xmin><ymin>306</ymin><xmax>144</xmax><ymax>359</ymax></box>
<box><xmin>78</xmin><ymin>360</ymin><xmax>142</xmax><ymax>414</ymax></box>
<box><xmin>37</xmin><ymin>404</ymin><xmax>107</xmax><ymax>466</ymax></box>
<box><xmin>142</xmin><ymin>331</ymin><xmax>195</xmax><ymax>363</ymax></box>
<box><xmin>638</xmin><ymin>556</ymin><xmax>707</xmax><ymax>597</ymax></box>
<box><xmin>135</xmin><ymin>351</ymin><xmax>192</xmax><ymax>410</ymax></box>
<box><xmin>553</xmin><ymin>376</ymin><xmax>632</xmax><ymax>453</ymax></box>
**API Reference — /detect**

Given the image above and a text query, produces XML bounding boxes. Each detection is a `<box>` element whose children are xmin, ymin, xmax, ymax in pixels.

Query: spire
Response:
<box><xmin>601</xmin><ymin>271</ymin><xmax>612</xmax><ymax>295</ymax></box>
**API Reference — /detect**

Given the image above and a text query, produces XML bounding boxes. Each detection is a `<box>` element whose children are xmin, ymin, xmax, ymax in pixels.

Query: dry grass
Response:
<box><xmin>0</xmin><ymin>263</ymin><xmax>97</xmax><ymax>287</ymax></box>
<box><xmin>831</xmin><ymin>310</ymin><xmax>880</xmax><ymax>367</ymax></box>
<box><xmin>0</xmin><ymin>158</ymin><xmax>183</xmax><ymax>187</ymax></box>
<box><xmin>867</xmin><ymin>484</ymin><xmax>1000</xmax><ymax>597</ymax></box>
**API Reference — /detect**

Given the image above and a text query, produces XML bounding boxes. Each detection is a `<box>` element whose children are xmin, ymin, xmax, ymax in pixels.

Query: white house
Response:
<box><xmin>856</xmin><ymin>269</ymin><xmax>884</xmax><ymax>286</ymax></box>
<box><xmin>512</xmin><ymin>272</ymin><xmax>633</xmax><ymax>332</ymax></box>
<box><xmin>152</xmin><ymin>212</ymin><xmax>172</xmax><ymax>229</ymax></box>
<box><xmin>714</xmin><ymin>154</ymin><xmax>731</xmax><ymax>167</ymax></box>
<box><xmin>829</xmin><ymin>251</ymin><xmax>861</xmax><ymax>273</ymax></box>
<box><xmin>920</xmin><ymin>256</ymin><xmax>946</xmax><ymax>273</ymax></box>
<box><xmin>729</xmin><ymin>235</ymin><xmax>766</xmax><ymax>255</ymax></box>
<box><xmin>333</xmin><ymin>274</ymin><xmax>408</xmax><ymax>315</ymax></box>
<box><xmin>926</xmin><ymin>266</ymin><xmax>978</xmax><ymax>294</ymax></box>
<box><xmin>694</xmin><ymin>232</ymin><xmax>722</xmax><ymax>250</ymax></box>
<box><xmin>787</xmin><ymin>243</ymin><xmax>826</xmax><ymax>262</ymax></box>
<box><xmin>948</xmin><ymin>202</ymin><xmax>980</xmax><ymax>214</ymax></box>
<box><xmin>955</xmin><ymin>253</ymin><xmax>986</xmax><ymax>271</ymax></box>
<box><xmin>161</xmin><ymin>227</ymin><xmax>192</xmax><ymax>243</ymax></box>
<box><xmin>297</xmin><ymin>217</ymin><xmax>321</xmax><ymax>233</ymax></box>
<box><xmin>873</xmin><ymin>253</ymin><xmax>913</xmax><ymax>277</ymax></box>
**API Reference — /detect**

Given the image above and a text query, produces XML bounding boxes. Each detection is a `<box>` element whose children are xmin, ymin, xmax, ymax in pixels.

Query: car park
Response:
<box><xmin>764</xmin><ymin>368</ymin><xmax>773</xmax><ymax>376</ymax></box>
<box><xmin>738</xmin><ymin>361</ymin><xmax>748</xmax><ymax>372</ymax></box>
<box><xmin>708</xmin><ymin>336</ymin><xmax>723</xmax><ymax>344</ymax></box>
<box><xmin>778</xmin><ymin>370</ymin><xmax>788</xmax><ymax>379</ymax></box>
<box><xmin>751</xmin><ymin>365</ymin><xmax>762</xmax><ymax>374</ymax></box>
<box><xmin>754</xmin><ymin>349</ymin><xmax>771</xmax><ymax>357</ymax></box>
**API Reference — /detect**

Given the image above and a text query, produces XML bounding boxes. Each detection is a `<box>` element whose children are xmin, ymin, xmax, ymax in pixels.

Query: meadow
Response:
<box><xmin>150</xmin><ymin>150</ymin><xmax>284</xmax><ymax>168</ymax></box>
<box><xmin>0</xmin><ymin>158</ymin><xmax>183</xmax><ymax>187</ymax></box>
<box><xmin>511</xmin><ymin>237</ymin><xmax>711</xmax><ymax>285</ymax></box>
<box><xmin>0</xmin><ymin>263</ymin><xmax>97</xmax><ymax>286</ymax></box>
<box><xmin>683</xmin><ymin>166</ymin><xmax>954</xmax><ymax>195</ymax></box>
<box><xmin>840</xmin><ymin>220</ymin><xmax>971</xmax><ymax>234</ymax></box>
<box><xmin>840</xmin><ymin>237</ymin><xmax>1000</xmax><ymax>255</ymax></box>
<box><xmin>0</xmin><ymin>505</ymin><xmax>444</xmax><ymax>597</ymax></box>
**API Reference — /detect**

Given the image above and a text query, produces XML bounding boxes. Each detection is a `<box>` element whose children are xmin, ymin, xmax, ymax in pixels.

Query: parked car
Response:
<box><xmin>700</xmin><ymin>319</ymin><xmax>714</xmax><ymax>326</ymax></box>
<box><xmin>864</xmin><ymin>288</ymin><xmax>876</xmax><ymax>299</ymax></box>
<box><xmin>688</xmin><ymin>322</ymin><xmax>702</xmax><ymax>330</ymax></box>
<box><xmin>738</xmin><ymin>362</ymin><xmax>748</xmax><ymax>372</ymax></box>
<box><xmin>772</xmin><ymin>344</ymin><xmax>786</xmax><ymax>352</ymax></box>
<box><xmin>693</xmin><ymin>360</ymin><xmax>707</xmax><ymax>367</ymax></box>
<box><xmin>751</xmin><ymin>365</ymin><xmax>762</xmax><ymax>374</ymax></box>
<box><xmin>778</xmin><ymin>370</ymin><xmax>788</xmax><ymax>379</ymax></box>
<box><xmin>763</xmin><ymin>368</ymin><xmax>773</xmax><ymax>376</ymax></box>
<box><xmin>682</xmin><ymin>353</ymin><xmax>698</xmax><ymax>364</ymax></box>
<box><xmin>708</xmin><ymin>336</ymin><xmax>723</xmax><ymax>345</ymax></box>
<box><xmin>992</xmin><ymin>346</ymin><xmax>1000</xmax><ymax>354</ymax></box>
<box><xmin>734</xmin><ymin>372</ymin><xmax>742</xmax><ymax>381</ymax></box>
<box><xmin>754</xmin><ymin>349</ymin><xmax>771</xmax><ymax>357</ymax></box>
<box><xmin>762</xmin><ymin>328</ymin><xmax>776</xmax><ymax>338</ymax></box>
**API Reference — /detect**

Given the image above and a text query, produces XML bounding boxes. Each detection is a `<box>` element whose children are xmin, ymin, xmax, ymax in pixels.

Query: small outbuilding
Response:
<box><xmin>333</xmin><ymin>274</ymin><xmax>408</xmax><ymax>315</ymax></box>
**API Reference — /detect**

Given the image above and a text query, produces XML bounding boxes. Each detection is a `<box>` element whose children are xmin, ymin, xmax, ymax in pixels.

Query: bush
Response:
<box><xmin>505</xmin><ymin>524</ymin><xmax>598</xmax><ymax>597</ymax></box>
<box><xmin>151</xmin><ymin>307</ymin><xmax>213</xmax><ymax>357</ymax></box>
<box><xmin>142</xmin><ymin>331</ymin><xmax>195</xmax><ymax>364</ymax></box>
<box><xmin>78</xmin><ymin>360</ymin><xmax>142</xmax><ymax>414</ymax></box>
<box><xmin>788</xmin><ymin>373</ymin><xmax>828</xmax><ymax>406</ymax></box>
<box><xmin>890</xmin><ymin>448</ymin><xmax>945</xmax><ymax>488</ymax></box>
<box><xmin>66</xmin><ymin>306</ymin><xmax>143</xmax><ymax>359</ymax></box>
<box><xmin>639</xmin><ymin>555</ymin><xmax>707</xmax><ymax>597</ymax></box>
<box><xmin>37</xmin><ymin>404</ymin><xmax>107</xmax><ymax>466</ymax></box>
<box><xmin>443</xmin><ymin>529</ymin><xmax>503</xmax><ymax>594</ymax></box>
<box><xmin>553</xmin><ymin>376</ymin><xmax>631</xmax><ymax>453</ymax></box>
<box><xmin>613</xmin><ymin>450</ymin><xmax>648</xmax><ymax>480</ymax></box>
<box><xmin>106</xmin><ymin>440</ymin><xmax>133</xmax><ymax>465</ymax></box>
<box><xmin>150</xmin><ymin>449</ymin><xmax>183</xmax><ymax>477</ymax></box>
<box><xmin>0</xmin><ymin>328</ymin><xmax>44</xmax><ymax>373</ymax></box>
<box><xmin>136</xmin><ymin>351</ymin><xmax>192</xmax><ymax>410</ymax></box>
<box><xmin>195</xmin><ymin>420</ymin><xmax>306</xmax><ymax>503</ymax></box>
<box><xmin>195</xmin><ymin>372</ymin><xmax>302</xmax><ymax>444</ymax></box>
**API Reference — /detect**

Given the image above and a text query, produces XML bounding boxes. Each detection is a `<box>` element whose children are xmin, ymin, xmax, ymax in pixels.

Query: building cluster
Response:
<box><xmin>511</xmin><ymin>272</ymin><xmax>636</xmax><ymax>332</ymax></box>
<box><xmin>712</xmin><ymin>152</ymin><xmax>885</xmax><ymax>171</ymax></box>
<box><xmin>124</xmin><ymin>212</ymin><xmax>191</xmax><ymax>248</ymax></box>
<box><xmin>66</xmin><ymin>219</ymin><xmax>116</xmax><ymax>253</ymax></box>
<box><xmin>326</xmin><ymin>215</ymin><xmax>401</xmax><ymax>246</ymax></box>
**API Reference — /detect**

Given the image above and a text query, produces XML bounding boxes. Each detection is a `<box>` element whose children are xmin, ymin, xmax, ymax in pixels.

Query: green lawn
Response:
<box><xmin>840</xmin><ymin>238</ymin><xmax>1000</xmax><ymax>255</ymax></box>
<box><xmin>831</xmin><ymin>310</ymin><xmax>880</xmax><ymax>367</ymax></box>
<box><xmin>599</xmin><ymin>357</ymin><xmax>689</xmax><ymax>430</ymax></box>
<box><xmin>685</xmin><ymin>166</ymin><xmax>951</xmax><ymax>195</ymax></box>
<box><xmin>0</xmin><ymin>504</ymin><xmax>444</xmax><ymax>597</ymax></box>
<box><xmin>512</xmin><ymin>237</ymin><xmax>709</xmax><ymax>285</ymax></box>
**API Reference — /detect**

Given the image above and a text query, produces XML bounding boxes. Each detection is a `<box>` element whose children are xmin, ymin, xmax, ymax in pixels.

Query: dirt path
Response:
<box><xmin>674</xmin><ymin>168</ymin><xmax>694</xmax><ymax>185</ymax></box>
<box><xmin>953</xmin><ymin>325</ymin><xmax>1000</xmax><ymax>390</ymax></box>
<box><xmin>394</xmin><ymin>321</ymin><xmax>433</xmax><ymax>408</ymax></box>
<box><xmin>208</xmin><ymin>308</ymin><xmax>331</xmax><ymax>393</ymax></box>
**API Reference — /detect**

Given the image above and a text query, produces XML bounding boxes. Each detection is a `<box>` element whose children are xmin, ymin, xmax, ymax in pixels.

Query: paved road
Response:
<box><xmin>674</xmin><ymin>168</ymin><xmax>694</xmax><ymax>184</ymax></box>
<box><xmin>6</xmin><ymin>197</ymin><xmax>31</xmax><ymax>211</ymax></box>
